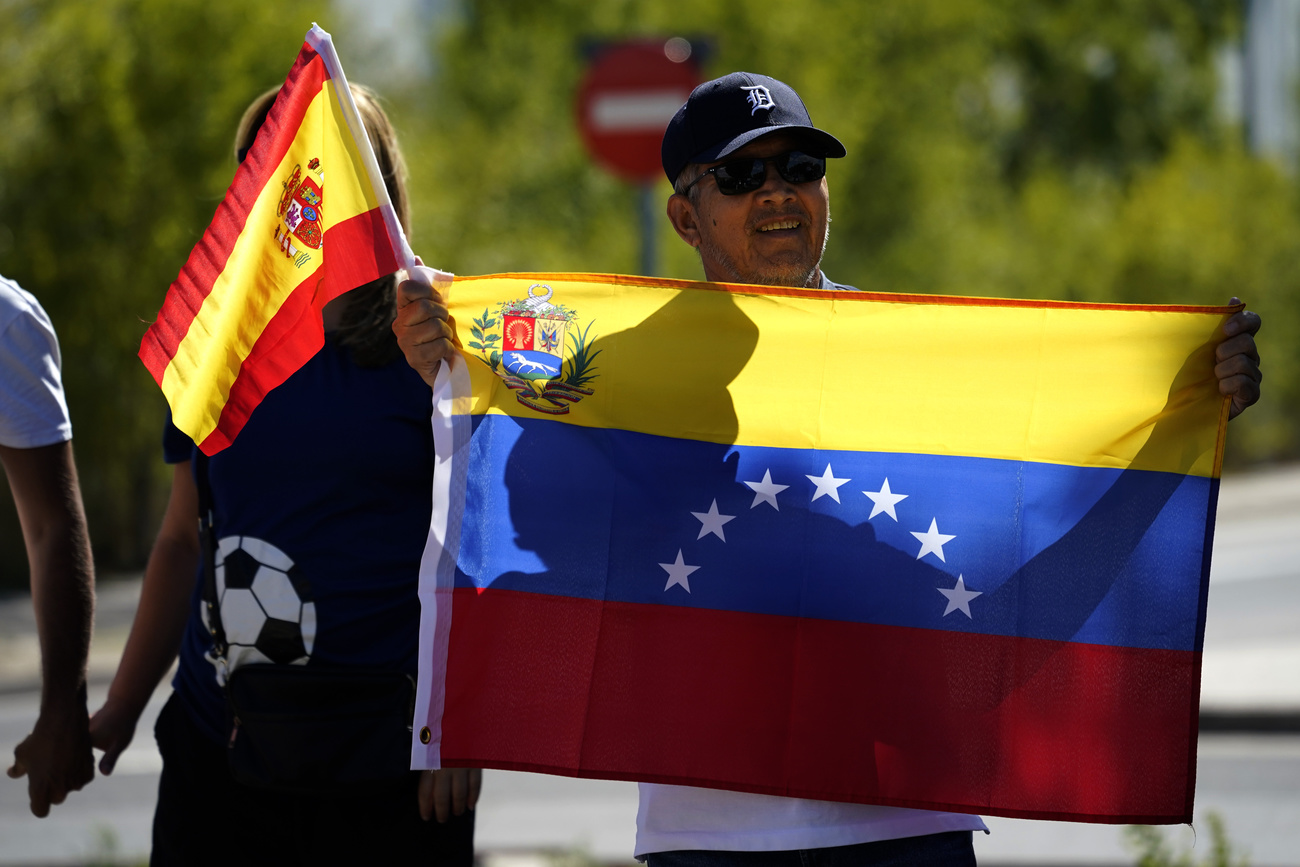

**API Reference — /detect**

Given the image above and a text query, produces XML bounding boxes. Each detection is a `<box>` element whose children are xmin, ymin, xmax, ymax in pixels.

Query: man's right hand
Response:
<box><xmin>393</xmin><ymin>267</ymin><xmax>457</xmax><ymax>389</ymax></box>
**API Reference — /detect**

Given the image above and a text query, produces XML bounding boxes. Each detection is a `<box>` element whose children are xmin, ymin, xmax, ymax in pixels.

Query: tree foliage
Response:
<box><xmin>0</xmin><ymin>0</ymin><xmax>319</xmax><ymax>585</ymax></box>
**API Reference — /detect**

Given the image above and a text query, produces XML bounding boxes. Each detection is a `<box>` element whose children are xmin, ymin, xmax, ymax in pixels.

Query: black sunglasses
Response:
<box><xmin>681</xmin><ymin>151</ymin><xmax>827</xmax><ymax>196</ymax></box>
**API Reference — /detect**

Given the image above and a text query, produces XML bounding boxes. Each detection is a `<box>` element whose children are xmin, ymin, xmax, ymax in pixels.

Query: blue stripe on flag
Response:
<box><xmin>456</xmin><ymin>415</ymin><xmax>1210</xmax><ymax>652</ymax></box>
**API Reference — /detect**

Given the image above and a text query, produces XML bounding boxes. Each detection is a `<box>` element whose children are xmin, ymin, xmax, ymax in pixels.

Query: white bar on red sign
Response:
<box><xmin>590</xmin><ymin>91</ymin><xmax>689</xmax><ymax>132</ymax></box>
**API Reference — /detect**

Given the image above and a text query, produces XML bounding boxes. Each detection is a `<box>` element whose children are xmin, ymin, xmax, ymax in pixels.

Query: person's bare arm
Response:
<box><xmin>2</xmin><ymin>439</ymin><xmax>95</xmax><ymax>817</ymax></box>
<box><xmin>88</xmin><ymin>462</ymin><xmax>199</xmax><ymax>775</ymax></box>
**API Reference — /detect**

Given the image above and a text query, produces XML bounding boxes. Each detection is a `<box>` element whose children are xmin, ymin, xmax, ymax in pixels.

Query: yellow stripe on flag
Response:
<box><xmin>449</xmin><ymin>275</ymin><xmax>1227</xmax><ymax>478</ymax></box>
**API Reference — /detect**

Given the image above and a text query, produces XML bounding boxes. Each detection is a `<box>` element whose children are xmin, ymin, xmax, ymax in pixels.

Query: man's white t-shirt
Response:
<box><xmin>635</xmin><ymin>784</ymin><xmax>988</xmax><ymax>857</ymax></box>
<box><xmin>0</xmin><ymin>276</ymin><xmax>72</xmax><ymax>448</ymax></box>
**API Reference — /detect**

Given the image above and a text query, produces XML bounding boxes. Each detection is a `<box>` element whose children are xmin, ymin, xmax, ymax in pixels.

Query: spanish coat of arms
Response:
<box><xmin>274</xmin><ymin>157</ymin><xmax>324</xmax><ymax>267</ymax></box>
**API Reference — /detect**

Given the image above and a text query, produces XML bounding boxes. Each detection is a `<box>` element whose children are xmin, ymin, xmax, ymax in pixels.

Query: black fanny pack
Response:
<box><xmin>225</xmin><ymin>664</ymin><xmax>415</xmax><ymax>793</ymax></box>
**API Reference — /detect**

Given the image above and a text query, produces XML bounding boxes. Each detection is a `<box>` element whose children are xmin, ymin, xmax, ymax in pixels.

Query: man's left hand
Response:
<box><xmin>1218</xmin><ymin>297</ymin><xmax>1262</xmax><ymax>420</ymax></box>
<box><xmin>8</xmin><ymin>698</ymin><xmax>94</xmax><ymax>817</ymax></box>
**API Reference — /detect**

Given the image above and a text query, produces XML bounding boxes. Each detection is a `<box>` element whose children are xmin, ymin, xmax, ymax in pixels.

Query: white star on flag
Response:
<box><xmin>744</xmin><ymin>469</ymin><xmax>788</xmax><ymax>510</ymax></box>
<box><xmin>806</xmin><ymin>464</ymin><xmax>850</xmax><ymax>503</ymax></box>
<box><xmin>911</xmin><ymin>518</ymin><xmax>955</xmax><ymax>562</ymax></box>
<box><xmin>863</xmin><ymin>477</ymin><xmax>908</xmax><ymax>521</ymax></box>
<box><xmin>692</xmin><ymin>499</ymin><xmax>737</xmax><ymax>541</ymax></box>
<box><xmin>660</xmin><ymin>550</ymin><xmax>700</xmax><ymax>593</ymax></box>
<box><xmin>938</xmin><ymin>574</ymin><xmax>982</xmax><ymax>618</ymax></box>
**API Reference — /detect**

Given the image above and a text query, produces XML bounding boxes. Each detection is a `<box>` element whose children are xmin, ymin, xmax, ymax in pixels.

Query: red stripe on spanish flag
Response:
<box><xmin>201</xmin><ymin>208</ymin><xmax>398</xmax><ymax>454</ymax></box>
<box><xmin>139</xmin><ymin>30</ymin><xmax>402</xmax><ymax>455</ymax></box>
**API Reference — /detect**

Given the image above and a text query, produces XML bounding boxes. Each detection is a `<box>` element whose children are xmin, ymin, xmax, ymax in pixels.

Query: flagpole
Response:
<box><xmin>305</xmin><ymin>23</ymin><xmax>451</xmax><ymax>290</ymax></box>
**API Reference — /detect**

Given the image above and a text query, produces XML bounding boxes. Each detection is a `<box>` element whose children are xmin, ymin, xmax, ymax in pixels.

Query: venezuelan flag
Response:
<box><xmin>413</xmin><ymin>273</ymin><xmax>1233</xmax><ymax>824</ymax></box>
<box><xmin>139</xmin><ymin>25</ymin><xmax>408</xmax><ymax>455</ymax></box>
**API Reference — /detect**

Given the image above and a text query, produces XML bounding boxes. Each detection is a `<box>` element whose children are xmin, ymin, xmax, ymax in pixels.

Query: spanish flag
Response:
<box><xmin>139</xmin><ymin>25</ymin><xmax>411</xmax><ymax>455</ymax></box>
<box><xmin>413</xmin><ymin>274</ymin><xmax>1234</xmax><ymax>824</ymax></box>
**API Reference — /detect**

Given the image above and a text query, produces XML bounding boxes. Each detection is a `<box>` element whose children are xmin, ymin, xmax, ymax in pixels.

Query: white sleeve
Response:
<box><xmin>0</xmin><ymin>286</ymin><xmax>72</xmax><ymax>448</ymax></box>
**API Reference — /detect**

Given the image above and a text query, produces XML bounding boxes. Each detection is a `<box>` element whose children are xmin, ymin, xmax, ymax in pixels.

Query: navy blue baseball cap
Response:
<box><xmin>661</xmin><ymin>72</ymin><xmax>846</xmax><ymax>184</ymax></box>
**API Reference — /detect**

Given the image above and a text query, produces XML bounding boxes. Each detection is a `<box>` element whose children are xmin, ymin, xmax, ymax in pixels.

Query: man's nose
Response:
<box><xmin>755</xmin><ymin>158</ymin><xmax>796</xmax><ymax>202</ymax></box>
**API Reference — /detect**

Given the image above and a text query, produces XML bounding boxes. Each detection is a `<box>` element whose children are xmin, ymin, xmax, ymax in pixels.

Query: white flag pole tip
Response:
<box><xmin>303</xmin><ymin>23</ymin><xmax>449</xmax><ymax>281</ymax></box>
<box><xmin>304</xmin><ymin>23</ymin><xmax>418</xmax><ymax>272</ymax></box>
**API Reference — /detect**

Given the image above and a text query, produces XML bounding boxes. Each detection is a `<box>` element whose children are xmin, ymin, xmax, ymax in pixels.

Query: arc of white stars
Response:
<box><xmin>692</xmin><ymin>499</ymin><xmax>736</xmax><ymax>541</ymax></box>
<box><xmin>938</xmin><ymin>574</ymin><xmax>982</xmax><ymax>618</ymax></box>
<box><xmin>911</xmin><ymin>518</ymin><xmax>955</xmax><ymax>562</ymax></box>
<box><xmin>743</xmin><ymin>469</ymin><xmax>788</xmax><ymax>510</ymax></box>
<box><xmin>863</xmin><ymin>477</ymin><xmax>908</xmax><ymax>521</ymax></box>
<box><xmin>806</xmin><ymin>464</ymin><xmax>850</xmax><ymax>503</ymax></box>
<box><xmin>659</xmin><ymin>550</ymin><xmax>700</xmax><ymax>593</ymax></box>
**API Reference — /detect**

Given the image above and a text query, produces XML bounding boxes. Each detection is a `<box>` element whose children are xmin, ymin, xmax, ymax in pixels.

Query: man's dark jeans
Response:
<box><xmin>645</xmin><ymin>830</ymin><xmax>977</xmax><ymax>867</ymax></box>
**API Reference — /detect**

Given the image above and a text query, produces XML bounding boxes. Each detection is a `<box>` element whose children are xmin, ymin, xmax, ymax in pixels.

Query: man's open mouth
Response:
<box><xmin>757</xmin><ymin>219</ymin><xmax>801</xmax><ymax>232</ymax></box>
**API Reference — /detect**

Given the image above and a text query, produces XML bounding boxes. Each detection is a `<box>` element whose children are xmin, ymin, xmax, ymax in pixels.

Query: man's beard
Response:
<box><xmin>698</xmin><ymin>221</ymin><xmax>831</xmax><ymax>289</ymax></box>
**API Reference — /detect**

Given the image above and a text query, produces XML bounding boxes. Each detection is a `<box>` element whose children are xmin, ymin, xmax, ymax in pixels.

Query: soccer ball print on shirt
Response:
<box><xmin>202</xmin><ymin>535</ymin><xmax>316</xmax><ymax>677</ymax></box>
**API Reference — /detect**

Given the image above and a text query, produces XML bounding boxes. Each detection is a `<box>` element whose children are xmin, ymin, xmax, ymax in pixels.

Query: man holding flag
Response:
<box><xmin>394</xmin><ymin>72</ymin><xmax>1262</xmax><ymax>866</ymax></box>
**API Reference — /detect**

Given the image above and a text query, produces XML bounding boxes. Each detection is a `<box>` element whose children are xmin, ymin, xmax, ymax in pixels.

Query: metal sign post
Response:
<box><xmin>576</xmin><ymin>38</ymin><xmax>704</xmax><ymax>276</ymax></box>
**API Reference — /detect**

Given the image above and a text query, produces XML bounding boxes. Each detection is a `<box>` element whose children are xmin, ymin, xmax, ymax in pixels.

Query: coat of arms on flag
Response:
<box><xmin>468</xmin><ymin>283</ymin><xmax>600</xmax><ymax>415</ymax></box>
<box><xmin>275</xmin><ymin>159</ymin><xmax>324</xmax><ymax>264</ymax></box>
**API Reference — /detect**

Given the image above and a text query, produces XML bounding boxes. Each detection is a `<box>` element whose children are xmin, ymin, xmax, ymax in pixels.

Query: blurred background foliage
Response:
<box><xmin>0</xmin><ymin>0</ymin><xmax>320</xmax><ymax>584</ymax></box>
<box><xmin>0</xmin><ymin>0</ymin><xmax>1296</xmax><ymax>587</ymax></box>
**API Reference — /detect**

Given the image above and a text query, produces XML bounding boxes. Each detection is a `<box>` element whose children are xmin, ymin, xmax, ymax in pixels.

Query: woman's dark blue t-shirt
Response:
<box><xmin>165</xmin><ymin>339</ymin><xmax>433</xmax><ymax>743</ymax></box>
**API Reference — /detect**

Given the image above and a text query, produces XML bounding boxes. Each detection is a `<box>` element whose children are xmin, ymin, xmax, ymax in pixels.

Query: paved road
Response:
<box><xmin>3</xmin><ymin>689</ymin><xmax>1296</xmax><ymax>866</ymax></box>
<box><xmin>2</xmin><ymin>464</ymin><xmax>1297</xmax><ymax>865</ymax></box>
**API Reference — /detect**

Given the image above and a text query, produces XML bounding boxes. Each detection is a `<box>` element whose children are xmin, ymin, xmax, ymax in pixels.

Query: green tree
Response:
<box><xmin>0</xmin><ymin>0</ymin><xmax>320</xmax><ymax>586</ymax></box>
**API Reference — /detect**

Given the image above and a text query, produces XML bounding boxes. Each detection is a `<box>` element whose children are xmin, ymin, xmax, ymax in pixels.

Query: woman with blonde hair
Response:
<box><xmin>90</xmin><ymin>84</ymin><xmax>479</xmax><ymax>865</ymax></box>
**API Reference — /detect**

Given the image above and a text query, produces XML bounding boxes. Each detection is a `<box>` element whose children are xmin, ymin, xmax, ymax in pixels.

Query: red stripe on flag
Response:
<box><xmin>319</xmin><ymin>207</ymin><xmax>400</xmax><ymax>303</ymax></box>
<box><xmin>439</xmin><ymin>587</ymin><xmax>1199</xmax><ymax>824</ymax></box>
<box><xmin>138</xmin><ymin>47</ymin><xmax>329</xmax><ymax>383</ymax></box>
<box><xmin>196</xmin><ymin>208</ymin><xmax>400</xmax><ymax>454</ymax></box>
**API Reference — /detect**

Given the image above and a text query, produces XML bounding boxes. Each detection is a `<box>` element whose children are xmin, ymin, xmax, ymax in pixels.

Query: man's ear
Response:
<box><xmin>666</xmin><ymin>194</ymin><xmax>702</xmax><ymax>249</ymax></box>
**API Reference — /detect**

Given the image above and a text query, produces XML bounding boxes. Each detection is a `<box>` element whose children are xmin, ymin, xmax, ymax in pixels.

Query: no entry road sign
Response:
<box><xmin>577</xmin><ymin>39</ymin><xmax>703</xmax><ymax>183</ymax></box>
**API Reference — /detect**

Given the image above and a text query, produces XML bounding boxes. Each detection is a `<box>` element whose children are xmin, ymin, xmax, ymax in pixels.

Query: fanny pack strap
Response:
<box><xmin>194</xmin><ymin>451</ymin><xmax>229</xmax><ymax>670</ymax></box>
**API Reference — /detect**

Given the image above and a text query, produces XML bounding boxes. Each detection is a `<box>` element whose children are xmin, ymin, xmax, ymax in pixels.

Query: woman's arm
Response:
<box><xmin>89</xmin><ymin>461</ymin><xmax>201</xmax><ymax>775</ymax></box>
